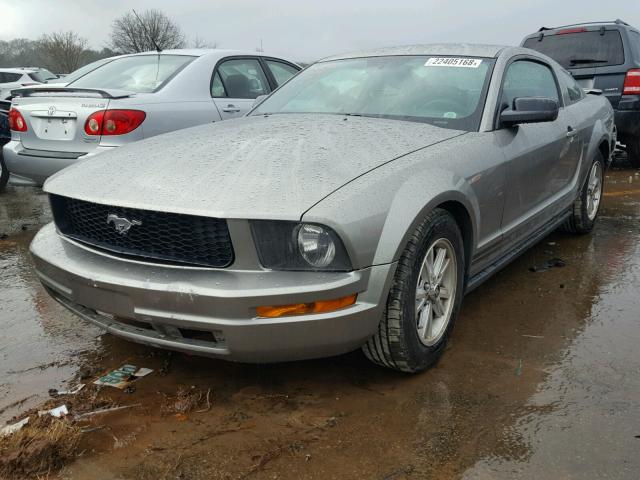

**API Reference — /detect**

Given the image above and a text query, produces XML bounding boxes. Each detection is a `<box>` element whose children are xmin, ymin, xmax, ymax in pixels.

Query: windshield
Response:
<box><xmin>69</xmin><ymin>54</ymin><xmax>195</xmax><ymax>93</ymax></box>
<box><xmin>523</xmin><ymin>30</ymin><xmax>625</xmax><ymax>69</ymax></box>
<box><xmin>253</xmin><ymin>55</ymin><xmax>495</xmax><ymax>131</ymax></box>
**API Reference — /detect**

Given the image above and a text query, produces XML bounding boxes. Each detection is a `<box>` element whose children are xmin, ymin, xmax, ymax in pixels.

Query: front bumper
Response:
<box><xmin>3</xmin><ymin>140</ymin><xmax>115</xmax><ymax>186</ymax></box>
<box><xmin>31</xmin><ymin>223</ymin><xmax>395</xmax><ymax>363</ymax></box>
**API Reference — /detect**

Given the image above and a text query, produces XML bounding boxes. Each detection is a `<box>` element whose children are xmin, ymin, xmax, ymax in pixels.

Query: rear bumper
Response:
<box><xmin>31</xmin><ymin>223</ymin><xmax>395</xmax><ymax>363</ymax></box>
<box><xmin>614</xmin><ymin>96</ymin><xmax>640</xmax><ymax>140</ymax></box>
<box><xmin>3</xmin><ymin>140</ymin><xmax>115</xmax><ymax>186</ymax></box>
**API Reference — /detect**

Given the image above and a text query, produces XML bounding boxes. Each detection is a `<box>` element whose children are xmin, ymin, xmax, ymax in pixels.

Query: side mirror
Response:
<box><xmin>252</xmin><ymin>94</ymin><xmax>268</xmax><ymax>108</ymax></box>
<box><xmin>500</xmin><ymin>97</ymin><xmax>559</xmax><ymax>127</ymax></box>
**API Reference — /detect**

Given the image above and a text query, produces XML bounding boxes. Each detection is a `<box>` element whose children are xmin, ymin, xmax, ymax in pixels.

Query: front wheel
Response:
<box><xmin>0</xmin><ymin>150</ymin><xmax>9</xmax><ymax>193</ymax></box>
<box><xmin>363</xmin><ymin>209</ymin><xmax>465</xmax><ymax>373</ymax></box>
<box><xmin>563</xmin><ymin>153</ymin><xmax>604</xmax><ymax>234</ymax></box>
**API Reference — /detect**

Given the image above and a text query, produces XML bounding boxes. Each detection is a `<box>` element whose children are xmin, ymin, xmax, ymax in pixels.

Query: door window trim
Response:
<box><xmin>210</xmin><ymin>56</ymin><xmax>273</xmax><ymax>99</ymax></box>
<box><xmin>493</xmin><ymin>55</ymin><xmax>564</xmax><ymax>130</ymax></box>
<box><xmin>261</xmin><ymin>57</ymin><xmax>301</xmax><ymax>89</ymax></box>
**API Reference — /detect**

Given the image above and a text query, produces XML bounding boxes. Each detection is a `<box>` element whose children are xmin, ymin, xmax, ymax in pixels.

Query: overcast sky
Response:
<box><xmin>1</xmin><ymin>0</ymin><xmax>639</xmax><ymax>61</ymax></box>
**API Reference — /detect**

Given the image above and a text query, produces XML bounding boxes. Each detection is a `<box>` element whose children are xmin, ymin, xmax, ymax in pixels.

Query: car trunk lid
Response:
<box><xmin>11</xmin><ymin>87</ymin><xmax>133</xmax><ymax>153</ymax></box>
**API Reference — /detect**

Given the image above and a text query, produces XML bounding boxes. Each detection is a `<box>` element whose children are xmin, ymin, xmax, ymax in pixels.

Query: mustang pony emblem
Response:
<box><xmin>106</xmin><ymin>214</ymin><xmax>142</xmax><ymax>235</ymax></box>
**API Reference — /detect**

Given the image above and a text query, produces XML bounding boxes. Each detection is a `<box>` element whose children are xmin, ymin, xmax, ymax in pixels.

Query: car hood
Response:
<box><xmin>45</xmin><ymin>114</ymin><xmax>465</xmax><ymax>219</ymax></box>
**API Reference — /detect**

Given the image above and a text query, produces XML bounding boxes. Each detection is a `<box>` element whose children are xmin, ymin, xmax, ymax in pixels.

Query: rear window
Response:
<box><xmin>523</xmin><ymin>30</ymin><xmax>625</xmax><ymax>69</ymax></box>
<box><xmin>69</xmin><ymin>55</ymin><xmax>195</xmax><ymax>93</ymax></box>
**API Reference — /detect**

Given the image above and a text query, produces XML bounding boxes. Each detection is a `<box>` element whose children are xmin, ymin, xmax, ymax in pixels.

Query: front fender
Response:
<box><xmin>302</xmin><ymin>159</ymin><xmax>481</xmax><ymax>270</ymax></box>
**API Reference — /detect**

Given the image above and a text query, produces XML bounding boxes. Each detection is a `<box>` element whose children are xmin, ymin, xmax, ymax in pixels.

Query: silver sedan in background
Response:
<box><xmin>31</xmin><ymin>44</ymin><xmax>614</xmax><ymax>372</ymax></box>
<box><xmin>3</xmin><ymin>49</ymin><xmax>300</xmax><ymax>187</ymax></box>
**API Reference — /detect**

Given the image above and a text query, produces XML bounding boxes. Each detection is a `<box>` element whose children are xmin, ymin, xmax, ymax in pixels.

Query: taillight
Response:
<box><xmin>84</xmin><ymin>109</ymin><xmax>146</xmax><ymax>136</ymax></box>
<box><xmin>8</xmin><ymin>108</ymin><xmax>27</xmax><ymax>132</ymax></box>
<box><xmin>623</xmin><ymin>69</ymin><xmax>640</xmax><ymax>95</ymax></box>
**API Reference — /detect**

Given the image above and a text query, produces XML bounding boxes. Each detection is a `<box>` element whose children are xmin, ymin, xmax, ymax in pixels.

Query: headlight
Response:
<box><xmin>251</xmin><ymin>221</ymin><xmax>352</xmax><ymax>271</ymax></box>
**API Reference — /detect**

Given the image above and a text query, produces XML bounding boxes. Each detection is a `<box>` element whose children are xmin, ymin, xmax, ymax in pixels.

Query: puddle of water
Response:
<box><xmin>0</xmin><ymin>187</ymin><xmax>101</xmax><ymax>423</ymax></box>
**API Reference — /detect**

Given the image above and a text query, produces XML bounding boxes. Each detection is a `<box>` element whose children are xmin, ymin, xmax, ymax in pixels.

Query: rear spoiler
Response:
<box><xmin>10</xmin><ymin>87</ymin><xmax>134</xmax><ymax>99</ymax></box>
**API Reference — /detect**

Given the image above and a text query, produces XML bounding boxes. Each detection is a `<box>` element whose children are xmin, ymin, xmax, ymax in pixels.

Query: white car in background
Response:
<box><xmin>0</xmin><ymin>68</ymin><xmax>43</xmax><ymax>100</ymax></box>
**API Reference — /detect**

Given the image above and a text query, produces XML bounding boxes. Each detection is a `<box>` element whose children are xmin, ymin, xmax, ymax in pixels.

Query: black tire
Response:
<box><xmin>362</xmin><ymin>209</ymin><xmax>465</xmax><ymax>373</ymax></box>
<box><xmin>628</xmin><ymin>137</ymin><xmax>640</xmax><ymax>169</ymax></box>
<box><xmin>562</xmin><ymin>152</ymin><xmax>604</xmax><ymax>234</ymax></box>
<box><xmin>0</xmin><ymin>150</ymin><xmax>8</xmax><ymax>193</ymax></box>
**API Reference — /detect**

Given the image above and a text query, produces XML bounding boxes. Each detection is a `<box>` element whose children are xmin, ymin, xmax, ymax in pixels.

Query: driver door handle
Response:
<box><xmin>222</xmin><ymin>104</ymin><xmax>241</xmax><ymax>113</ymax></box>
<box><xmin>566</xmin><ymin>126</ymin><xmax>578</xmax><ymax>138</ymax></box>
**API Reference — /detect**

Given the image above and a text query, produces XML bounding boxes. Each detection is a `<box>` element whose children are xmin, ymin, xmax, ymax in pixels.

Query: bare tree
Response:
<box><xmin>191</xmin><ymin>35</ymin><xmax>217</xmax><ymax>49</ymax></box>
<box><xmin>39</xmin><ymin>31</ymin><xmax>88</xmax><ymax>73</ymax></box>
<box><xmin>109</xmin><ymin>9</ymin><xmax>186</xmax><ymax>54</ymax></box>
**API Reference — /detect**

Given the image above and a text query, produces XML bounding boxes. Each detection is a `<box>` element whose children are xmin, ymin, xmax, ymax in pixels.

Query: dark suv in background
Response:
<box><xmin>522</xmin><ymin>20</ymin><xmax>640</xmax><ymax>167</ymax></box>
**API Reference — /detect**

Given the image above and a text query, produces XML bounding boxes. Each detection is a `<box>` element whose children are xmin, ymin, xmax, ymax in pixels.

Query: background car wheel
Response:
<box><xmin>627</xmin><ymin>137</ymin><xmax>640</xmax><ymax>169</ymax></box>
<box><xmin>363</xmin><ymin>208</ymin><xmax>465</xmax><ymax>373</ymax></box>
<box><xmin>562</xmin><ymin>152</ymin><xmax>604</xmax><ymax>234</ymax></box>
<box><xmin>0</xmin><ymin>151</ymin><xmax>9</xmax><ymax>193</ymax></box>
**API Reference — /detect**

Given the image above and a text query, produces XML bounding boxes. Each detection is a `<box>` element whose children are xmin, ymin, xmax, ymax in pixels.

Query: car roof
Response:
<box><xmin>0</xmin><ymin>68</ymin><xmax>31</xmax><ymax>74</ymax></box>
<box><xmin>320</xmin><ymin>43</ymin><xmax>508</xmax><ymax>62</ymax></box>
<box><xmin>123</xmin><ymin>48</ymin><xmax>292</xmax><ymax>60</ymax></box>
<box><xmin>522</xmin><ymin>19</ymin><xmax>640</xmax><ymax>40</ymax></box>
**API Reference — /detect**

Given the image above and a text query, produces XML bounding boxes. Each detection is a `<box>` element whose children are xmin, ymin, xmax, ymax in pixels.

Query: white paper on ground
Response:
<box><xmin>0</xmin><ymin>417</ymin><xmax>29</xmax><ymax>437</ymax></box>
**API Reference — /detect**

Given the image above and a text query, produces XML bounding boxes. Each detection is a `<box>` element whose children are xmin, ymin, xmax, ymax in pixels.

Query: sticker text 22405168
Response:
<box><xmin>424</xmin><ymin>57</ymin><xmax>483</xmax><ymax>68</ymax></box>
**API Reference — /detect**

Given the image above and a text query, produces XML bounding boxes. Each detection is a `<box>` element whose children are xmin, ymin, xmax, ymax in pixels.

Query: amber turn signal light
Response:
<box><xmin>256</xmin><ymin>294</ymin><xmax>357</xmax><ymax>318</ymax></box>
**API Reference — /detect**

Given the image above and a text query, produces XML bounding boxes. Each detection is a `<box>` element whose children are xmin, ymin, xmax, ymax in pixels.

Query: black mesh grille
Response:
<box><xmin>50</xmin><ymin>195</ymin><xmax>234</xmax><ymax>268</ymax></box>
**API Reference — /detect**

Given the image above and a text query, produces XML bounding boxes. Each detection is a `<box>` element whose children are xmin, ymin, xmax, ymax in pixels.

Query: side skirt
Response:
<box><xmin>465</xmin><ymin>209</ymin><xmax>571</xmax><ymax>294</ymax></box>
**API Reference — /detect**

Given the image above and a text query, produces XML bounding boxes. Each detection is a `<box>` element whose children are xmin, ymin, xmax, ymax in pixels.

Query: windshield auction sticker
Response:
<box><xmin>425</xmin><ymin>57</ymin><xmax>482</xmax><ymax>68</ymax></box>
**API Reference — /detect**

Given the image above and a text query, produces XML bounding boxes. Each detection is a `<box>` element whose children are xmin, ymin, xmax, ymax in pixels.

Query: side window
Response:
<box><xmin>501</xmin><ymin>60</ymin><xmax>559</xmax><ymax>109</ymax></box>
<box><xmin>1</xmin><ymin>73</ymin><xmax>22</xmax><ymax>83</ymax></box>
<box><xmin>266</xmin><ymin>60</ymin><xmax>299</xmax><ymax>86</ymax></box>
<box><xmin>214</xmin><ymin>58</ymin><xmax>270</xmax><ymax>99</ymax></box>
<box><xmin>211</xmin><ymin>71</ymin><xmax>226</xmax><ymax>97</ymax></box>
<box><xmin>0</xmin><ymin>73</ymin><xmax>6</xmax><ymax>83</ymax></box>
<box><xmin>559</xmin><ymin>69</ymin><xmax>584</xmax><ymax>104</ymax></box>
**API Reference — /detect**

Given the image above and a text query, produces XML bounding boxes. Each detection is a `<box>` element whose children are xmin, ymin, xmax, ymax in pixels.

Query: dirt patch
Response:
<box><xmin>0</xmin><ymin>415</ymin><xmax>81</xmax><ymax>479</ymax></box>
<box><xmin>161</xmin><ymin>386</ymin><xmax>209</xmax><ymax>415</ymax></box>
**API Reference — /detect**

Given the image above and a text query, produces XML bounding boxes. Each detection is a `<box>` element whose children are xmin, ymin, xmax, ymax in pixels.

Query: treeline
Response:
<box><xmin>0</xmin><ymin>9</ymin><xmax>212</xmax><ymax>75</ymax></box>
<box><xmin>0</xmin><ymin>37</ymin><xmax>116</xmax><ymax>73</ymax></box>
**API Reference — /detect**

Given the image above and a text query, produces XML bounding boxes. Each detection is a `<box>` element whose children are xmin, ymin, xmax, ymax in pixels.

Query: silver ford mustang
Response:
<box><xmin>31</xmin><ymin>44</ymin><xmax>615</xmax><ymax>372</ymax></box>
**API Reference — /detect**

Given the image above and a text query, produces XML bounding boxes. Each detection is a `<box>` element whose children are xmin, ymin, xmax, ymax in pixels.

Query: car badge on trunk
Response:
<box><xmin>107</xmin><ymin>214</ymin><xmax>142</xmax><ymax>235</ymax></box>
<box><xmin>47</xmin><ymin>106</ymin><xmax>56</xmax><ymax>116</ymax></box>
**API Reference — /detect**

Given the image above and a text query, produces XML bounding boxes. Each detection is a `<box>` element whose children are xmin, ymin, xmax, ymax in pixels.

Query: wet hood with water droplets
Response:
<box><xmin>44</xmin><ymin>114</ymin><xmax>464</xmax><ymax>219</ymax></box>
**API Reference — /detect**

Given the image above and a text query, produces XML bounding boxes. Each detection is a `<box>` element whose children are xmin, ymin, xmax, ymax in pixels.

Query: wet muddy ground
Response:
<box><xmin>1</xmin><ymin>165</ymin><xmax>639</xmax><ymax>479</ymax></box>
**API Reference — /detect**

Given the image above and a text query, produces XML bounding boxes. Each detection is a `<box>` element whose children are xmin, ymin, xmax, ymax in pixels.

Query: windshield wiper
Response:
<box><xmin>569</xmin><ymin>58</ymin><xmax>608</xmax><ymax>65</ymax></box>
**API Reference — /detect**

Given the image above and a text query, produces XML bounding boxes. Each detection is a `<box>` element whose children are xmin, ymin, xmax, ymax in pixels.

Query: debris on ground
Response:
<box><xmin>49</xmin><ymin>384</ymin><xmax>85</xmax><ymax>397</ymax></box>
<box><xmin>94</xmin><ymin>364</ymin><xmax>153</xmax><ymax>389</ymax></box>
<box><xmin>0</xmin><ymin>415</ymin><xmax>81</xmax><ymax>478</ymax></box>
<box><xmin>74</xmin><ymin>404</ymin><xmax>142</xmax><ymax>422</ymax></box>
<box><xmin>515</xmin><ymin>359</ymin><xmax>523</xmax><ymax>377</ymax></box>
<box><xmin>38</xmin><ymin>405</ymin><xmax>68</xmax><ymax>418</ymax></box>
<box><xmin>529</xmin><ymin>258</ymin><xmax>566</xmax><ymax>272</ymax></box>
<box><xmin>0</xmin><ymin>418</ymin><xmax>29</xmax><ymax>438</ymax></box>
<box><xmin>161</xmin><ymin>386</ymin><xmax>207</xmax><ymax>415</ymax></box>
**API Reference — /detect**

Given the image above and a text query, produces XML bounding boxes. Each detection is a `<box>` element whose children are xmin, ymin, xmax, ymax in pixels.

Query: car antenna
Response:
<box><xmin>132</xmin><ymin>9</ymin><xmax>162</xmax><ymax>53</ymax></box>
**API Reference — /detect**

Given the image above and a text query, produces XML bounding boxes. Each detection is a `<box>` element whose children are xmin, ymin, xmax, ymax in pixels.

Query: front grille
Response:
<box><xmin>50</xmin><ymin>195</ymin><xmax>234</xmax><ymax>268</ymax></box>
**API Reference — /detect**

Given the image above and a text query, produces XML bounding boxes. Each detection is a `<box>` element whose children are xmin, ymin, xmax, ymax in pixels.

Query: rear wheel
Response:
<box><xmin>563</xmin><ymin>153</ymin><xmax>604</xmax><ymax>234</ymax></box>
<box><xmin>363</xmin><ymin>209</ymin><xmax>465</xmax><ymax>373</ymax></box>
<box><xmin>0</xmin><ymin>150</ymin><xmax>8</xmax><ymax>193</ymax></box>
<box><xmin>627</xmin><ymin>137</ymin><xmax>640</xmax><ymax>169</ymax></box>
